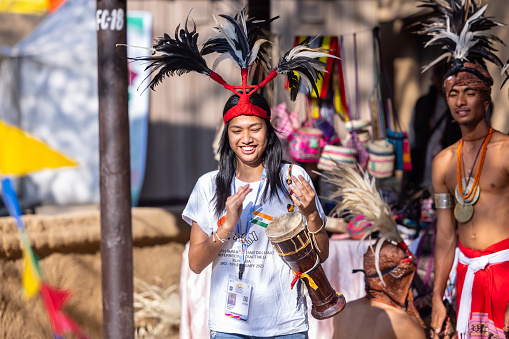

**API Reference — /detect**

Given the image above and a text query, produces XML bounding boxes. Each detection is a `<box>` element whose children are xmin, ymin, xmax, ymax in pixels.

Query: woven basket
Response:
<box><xmin>367</xmin><ymin>139</ymin><xmax>394</xmax><ymax>155</ymax></box>
<box><xmin>345</xmin><ymin>119</ymin><xmax>370</xmax><ymax>132</ymax></box>
<box><xmin>345</xmin><ymin>119</ymin><xmax>371</xmax><ymax>148</ymax></box>
<box><xmin>356</xmin><ymin>130</ymin><xmax>371</xmax><ymax>145</ymax></box>
<box><xmin>288</xmin><ymin>127</ymin><xmax>324</xmax><ymax>162</ymax></box>
<box><xmin>367</xmin><ymin>140</ymin><xmax>394</xmax><ymax>178</ymax></box>
<box><xmin>317</xmin><ymin>145</ymin><xmax>357</xmax><ymax>170</ymax></box>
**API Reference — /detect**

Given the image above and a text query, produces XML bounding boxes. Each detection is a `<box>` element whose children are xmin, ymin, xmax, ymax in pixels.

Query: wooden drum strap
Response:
<box><xmin>291</xmin><ymin>253</ymin><xmax>321</xmax><ymax>290</ymax></box>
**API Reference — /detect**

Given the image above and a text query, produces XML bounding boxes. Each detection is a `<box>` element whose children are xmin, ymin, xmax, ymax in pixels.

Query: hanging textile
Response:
<box><xmin>292</xmin><ymin>36</ymin><xmax>349</xmax><ymax>120</ymax></box>
<box><xmin>352</xmin><ymin>33</ymin><xmax>361</xmax><ymax>122</ymax></box>
<box><xmin>335</xmin><ymin>37</ymin><xmax>350</xmax><ymax>120</ymax></box>
<box><xmin>373</xmin><ymin>27</ymin><xmax>412</xmax><ymax>172</ymax></box>
<box><xmin>370</xmin><ymin>29</ymin><xmax>385</xmax><ymax>140</ymax></box>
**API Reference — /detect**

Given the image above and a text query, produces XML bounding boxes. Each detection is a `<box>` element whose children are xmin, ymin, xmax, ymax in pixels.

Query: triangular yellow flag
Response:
<box><xmin>0</xmin><ymin>0</ymin><xmax>48</xmax><ymax>15</ymax></box>
<box><xmin>0</xmin><ymin>120</ymin><xmax>78</xmax><ymax>176</ymax></box>
<box><xmin>22</xmin><ymin>247</ymin><xmax>41</xmax><ymax>298</ymax></box>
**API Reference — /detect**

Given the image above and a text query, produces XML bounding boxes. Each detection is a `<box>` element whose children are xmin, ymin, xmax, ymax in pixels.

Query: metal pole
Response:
<box><xmin>96</xmin><ymin>1</ymin><xmax>134</xmax><ymax>338</ymax></box>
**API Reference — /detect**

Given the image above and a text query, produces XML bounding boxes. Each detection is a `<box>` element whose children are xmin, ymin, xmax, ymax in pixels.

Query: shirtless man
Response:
<box><xmin>333</xmin><ymin>297</ymin><xmax>426</xmax><ymax>339</ymax></box>
<box><xmin>430</xmin><ymin>62</ymin><xmax>509</xmax><ymax>338</ymax></box>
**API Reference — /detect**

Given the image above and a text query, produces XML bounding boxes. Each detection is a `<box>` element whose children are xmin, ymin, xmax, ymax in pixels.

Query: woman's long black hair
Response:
<box><xmin>213</xmin><ymin>92</ymin><xmax>290</xmax><ymax>218</ymax></box>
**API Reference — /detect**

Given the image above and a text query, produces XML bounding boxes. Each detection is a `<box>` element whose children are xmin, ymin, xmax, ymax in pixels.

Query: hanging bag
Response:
<box><xmin>288</xmin><ymin>127</ymin><xmax>325</xmax><ymax>162</ymax></box>
<box><xmin>271</xmin><ymin>102</ymin><xmax>300</xmax><ymax>140</ymax></box>
<box><xmin>387</xmin><ymin>128</ymin><xmax>412</xmax><ymax>171</ymax></box>
<box><xmin>317</xmin><ymin>144</ymin><xmax>358</xmax><ymax>170</ymax></box>
<box><xmin>367</xmin><ymin>139</ymin><xmax>394</xmax><ymax>178</ymax></box>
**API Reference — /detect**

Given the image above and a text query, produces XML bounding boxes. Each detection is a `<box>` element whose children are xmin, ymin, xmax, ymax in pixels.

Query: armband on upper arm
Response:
<box><xmin>434</xmin><ymin>193</ymin><xmax>454</xmax><ymax>209</ymax></box>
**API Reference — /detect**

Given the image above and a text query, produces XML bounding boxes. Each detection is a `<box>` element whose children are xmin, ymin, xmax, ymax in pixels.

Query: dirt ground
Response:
<box><xmin>0</xmin><ymin>207</ymin><xmax>189</xmax><ymax>339</ymax></box>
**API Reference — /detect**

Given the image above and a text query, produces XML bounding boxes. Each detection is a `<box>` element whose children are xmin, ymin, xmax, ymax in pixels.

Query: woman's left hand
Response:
<box><xmin>289</xmin><ymin>175</ymin><xmax>319</xmax><ymax>219</ymax></box>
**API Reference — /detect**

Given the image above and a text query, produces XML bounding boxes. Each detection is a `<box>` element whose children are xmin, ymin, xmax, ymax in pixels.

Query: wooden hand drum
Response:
<box><xmin>266</xmin><ymin>212</ymin><xmax>346</xmax><ymax>319</ymax></box>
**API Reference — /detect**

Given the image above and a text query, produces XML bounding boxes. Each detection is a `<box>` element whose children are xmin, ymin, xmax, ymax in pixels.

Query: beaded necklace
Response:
<box><xmin>456</xmin><ymin>127</ymin><xmax>493</xmax><ymax>202</ymax></box>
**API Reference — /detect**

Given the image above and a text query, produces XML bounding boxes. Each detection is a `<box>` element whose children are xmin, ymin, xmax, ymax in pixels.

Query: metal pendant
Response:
<box><xmin>455</xmin><ymin>178</ymin><xmax>480</xmax><ymax>205</ymax></box>
<box><xmin>454</xmin><ymin>203</ymin><xmax>474</xmax><ymax>223</ymax></box>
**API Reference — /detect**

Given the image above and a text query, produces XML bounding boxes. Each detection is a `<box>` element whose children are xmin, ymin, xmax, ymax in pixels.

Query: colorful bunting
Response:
<box><xmin>2</xmin><ymin>177</ymin><xmax>43</xmax><ymax>297</ymax></box>
<box><xmin>0</xmin><ymin>177</ymin><xmax>88</xmax><ymax>338</ymax></box>
<box><xmin>40</xmin><ymin>283</ymin><xmax>88</xmax><ymax>339</ymax></box>
<box><xmin>0</xmin><ymin>120</ymin><xmax>78</xmax><ymax>176</ymax></box>
<box><xmin>0</xmin><ymin>0</ymin><xmax>67</xmax><ymax>15</ymax></box>
<box><xmin>21</xmin><ymin>239</ymin><xmax>42</xmax><ymax>297</ymax></box>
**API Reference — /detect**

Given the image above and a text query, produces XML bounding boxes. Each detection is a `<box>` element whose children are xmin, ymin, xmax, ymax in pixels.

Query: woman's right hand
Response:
<box><xmin>223</xmin><ymin>184</ymin><xmax>252</xmax><ymax>233</ymax></box>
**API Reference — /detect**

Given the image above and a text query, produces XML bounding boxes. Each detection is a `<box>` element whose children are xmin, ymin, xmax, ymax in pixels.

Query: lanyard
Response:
<box><xmin>231</xmin><ymin>166</ymin><xmax>266</xmax><ymax>279</ymax></box>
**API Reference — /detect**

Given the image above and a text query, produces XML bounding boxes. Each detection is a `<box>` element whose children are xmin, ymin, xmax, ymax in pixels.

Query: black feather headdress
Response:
<box><xmin>502</xmin><ymin>62</ymin><xmax>509</xmax><ymax>88</ymax></box>
<box><xmin>200</xmin><ymin>8</ymin><xmax>278</xmax><ymax>71</ymax></box>
<box><xmin>275</xmin><ymin>37</ymin><xmax>332</xmax><ymax>101</ymax></box>
<box><xmin>417</xmin><ymin>0</ymin><xmax>505</xmax><ymax>84</ymax></box>
<box><xmin>122</xmin><ymin>8</ymin><xmax>338</xmax><ymax>123</ymax></box>
<box><xmin>138</xmin><ymin>17</ymin><xmax>213</xmax><ymax>91</ymax></box>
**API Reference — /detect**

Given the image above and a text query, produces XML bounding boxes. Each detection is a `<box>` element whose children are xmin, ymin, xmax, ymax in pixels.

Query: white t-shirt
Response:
<box><xmin>182</xmin><ymin>163</ymin><xmax>326</xmax><ymax>337</ymax></box>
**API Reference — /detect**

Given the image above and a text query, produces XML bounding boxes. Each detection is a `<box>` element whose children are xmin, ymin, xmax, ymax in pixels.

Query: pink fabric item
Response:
<box><xmin>347</xmin><ymin>215</ymin><xmax>371</xmax><ymax>240</ymax></box>
<box><xmin>271</xmin><ymin>102</ymin><xmax>300</xmax><ymax>140</ymax></box>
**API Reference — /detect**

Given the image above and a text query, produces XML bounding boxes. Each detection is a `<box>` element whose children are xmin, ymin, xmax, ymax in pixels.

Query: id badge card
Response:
<box><xmin>225</xmin><ymin>276</ymin><xmax>252</xmax><ymax>321</ymax></box>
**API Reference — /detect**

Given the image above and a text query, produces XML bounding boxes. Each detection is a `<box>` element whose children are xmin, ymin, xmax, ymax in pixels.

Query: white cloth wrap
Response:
<box><xmin>456</xmin><ymin>247</ymin><xmax>509</xmax><ymax>338</ymax></box>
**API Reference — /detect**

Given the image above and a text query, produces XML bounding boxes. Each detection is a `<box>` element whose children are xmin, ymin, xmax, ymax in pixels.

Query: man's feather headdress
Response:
<box><xmin>122</xmin><ymin>8</ymin><xmax>338</xmax><ymax>123</ymax></box>
<box><xmin>416</xmin><ymin>0</ymin><xmax>505</xmax><ymax>84</ymax></box>
<box><xmin>315</xmin><ymin>164</ymin><xmax>412</xmax><ymax>285</ymax></box>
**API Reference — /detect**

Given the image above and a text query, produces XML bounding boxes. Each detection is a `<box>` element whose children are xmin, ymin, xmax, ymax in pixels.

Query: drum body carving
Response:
<box><xmin>266</xmin><ymin>212</ymin><xmax>346</xmax><ymax>319</ymax></box>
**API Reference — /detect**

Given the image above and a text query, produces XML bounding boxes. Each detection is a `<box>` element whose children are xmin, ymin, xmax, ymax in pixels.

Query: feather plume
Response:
<box><xmin>275</xmin><ymin>38</ymin><xmax>339</xmax><ymax>100</ymax></box>
<box><xmin>417</xmin><ymin>0</ymin><xmax>505</xmax><ymax>72</ymax></box>
<box><xmin>123</xmin><ymin>15</ymin><xmax>212</xmax><ymax>91</ymax></box>
<box><xmin>501</xmin><ymin>60</ymin><xmax>509</xmax><ymax>88</ymax></box>
<box><xmin>314</xmin><ymin>163</ymin><xmax>402</xmax><ymax>284</ymax></box>
<box><xmin>201</xmin><ymin>8</ymin><xmax>278</xmax><ymax>70</ymax></box>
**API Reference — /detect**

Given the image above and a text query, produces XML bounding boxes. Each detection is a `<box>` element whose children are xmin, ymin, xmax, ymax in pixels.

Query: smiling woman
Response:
<box><xmin>124</xmin><ymin>5</ymin><xmax>339</xmax><ymax>337</ymax></box>
<box><xmin>183</xmin><ymin>89</ymin><xmax>331</xmax><ymax>338</ymax></box>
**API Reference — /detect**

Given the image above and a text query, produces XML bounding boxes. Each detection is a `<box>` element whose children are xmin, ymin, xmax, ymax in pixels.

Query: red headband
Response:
<box><xmin>210</xmin><ymin>68</ymin><xmax>277</xmax><ymax>124</ymax></box>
